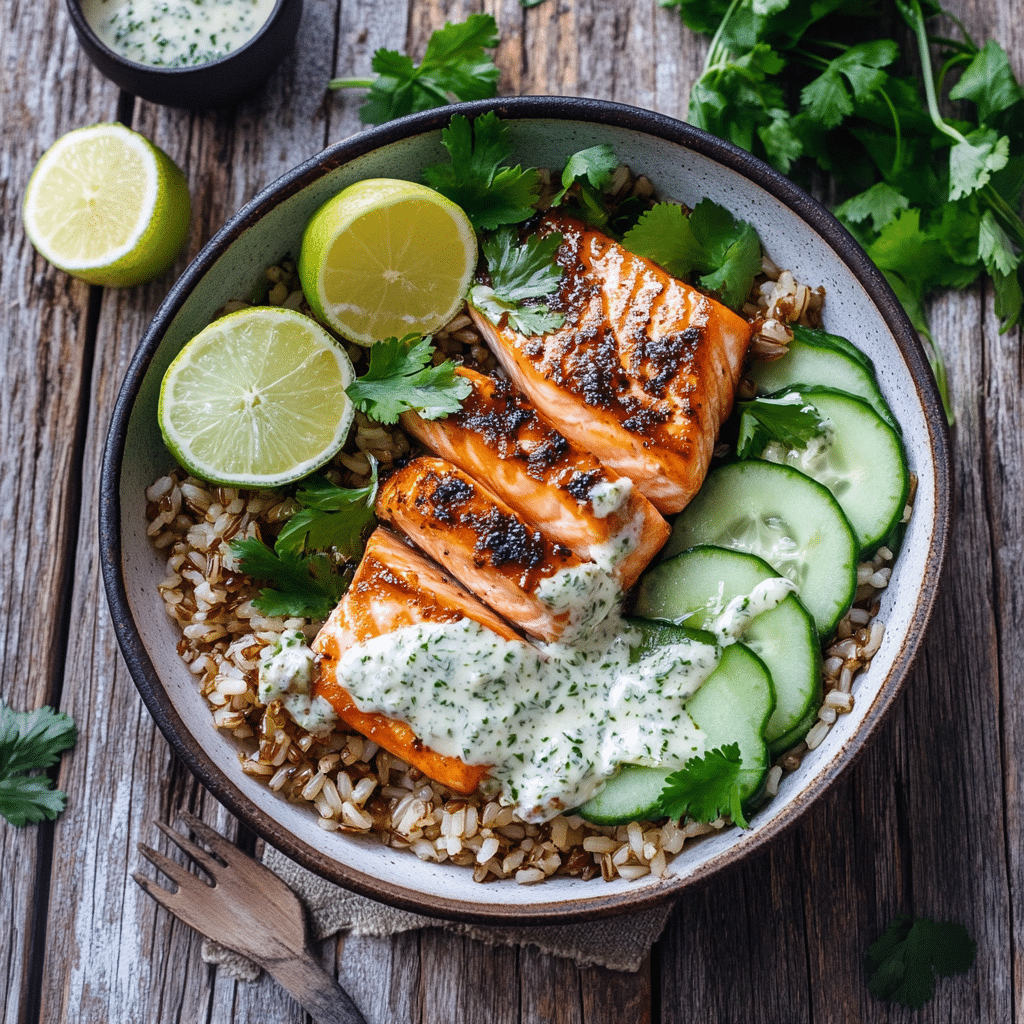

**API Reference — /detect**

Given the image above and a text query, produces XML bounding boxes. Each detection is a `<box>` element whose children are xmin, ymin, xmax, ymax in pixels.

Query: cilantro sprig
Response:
<box><xmin>0</xmin><ymin>701</ymin><xmax>77</xmax><ymax>826</ymax></box>
<box><xmin>327</xmin><ymin>14</ymin><xmax>500</xmax><ymax>126</ymax></box>
<box><xmin>346</xmin><ymin>334</ymin><xmax>472</xmax><ymax>424</ymax></box>
<box><xmin>622</xmin><ymin>199</ymin><xmax>762</xmax><ymax>310</ymax></box>
<box><xmin>865</xmin><ymin>914</ymin><xmax>977</xmax><ymax>1009</ymax></box>
<box><xmin>470</xmin><ymin>228</ymin><xmax>566</xmax><ymax>334</ymax></box>
<box><xmin>230</xmin><ymin>462</ymin><xmax>378</xmax><ymax>619</ymax></box>
<box><xmin>421</xmin><ymin>111</ymin><xmax>541</xmax><ymax>232</ymax></box>
<box><xmin>657</xmin><ymin>742</ymin><xmax>750</xmax><ymax>828</ymax></box>
<box><xmin>735</xmin><ymin>393</ymin><xmax>828</xmax><ymax>458</ymax></box>
<box><xmin>668</xmin><ymin>0</ymin><xmax>1024</xmax><ymax>424</ymax></box>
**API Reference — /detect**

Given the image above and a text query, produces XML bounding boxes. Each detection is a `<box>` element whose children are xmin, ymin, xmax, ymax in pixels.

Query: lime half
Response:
<box><xmin>298</xmin><ymin>178</ymin><xmax>477</xmax><ymax>345</ymax></box>
<box><xmin>22</xmin><ymin>122</ymin><xmax>191</xmax><ymax>288</ymax></box>
<box><xmin>159</xmin><ymin>307</ymin><xmax>356</xmax><ymax>487</ymax></box>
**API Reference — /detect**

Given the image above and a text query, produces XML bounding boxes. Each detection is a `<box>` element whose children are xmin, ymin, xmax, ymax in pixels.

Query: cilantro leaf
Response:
<box><xmin>736</xmin><ymin>393</ymin><xmax>828</xmax><ymax>458</ymax></box>
<box><xmin>346</xmin><ymin>334</ymin><xmax>472</xmax><ymax>424</ymax></box>
<box><xmin>328</xmin><ymin>14</ymin><xmax>499</xmax><ymax>126</ymax></box>
<box><xmin>622</xmin><ymin>199</ymin><xmax>762</xmax><ymax>309</ymax></box>
<box><xmin>799</xmin><ymin>40</ymin><xmax>898</xmax><ymax>129</ymax></box>
<box><xmin>231</xmin><ymin>537</ymin><xmax>349</xmax><ymax>620</ymax></box>
<box><xmin>865</xmin><ymin>915</ymin><xmax>976</xmax><ymax>1009</ymax></box>
<box><xmin>834</xmin><ymin>182</ymin><xmax>909</xmax><ymax>234</ymax></box>
<box><xmin>949</xmin><ymin>128</ymin><xmax>1010</xmax><ymax>202</ymax></box>
<box><xmin>657</xmin><ymin>743</ymin><xmax>748</xmax><ymax>828</ymax></box>
<box><xmin>0</xmin><ymin>701</ymin><xmax>77</xmax><ymax>826</ymax></box>
<box><xmin>470</xmin><ymin>227</ymin><xmax>566</xmax><ymax>335</ymax></box>
<box><xmin>421</xmin><ymin>112</ymin><xmax>541</xmax><ymax>231</ymax></box>
<box><xmin>948</xmin><ymin>39</ymin><xmax>1024</xmax><ymax>129</ymax></box>
<box><xmin>550</xmin><ymin>144</ymin><xmax>620</xmax><ymax>223</ymax></box>
<box><xmin>275</xmin><ymin>464</ymin><xmax>379</xmax><ymax>561</ymax></box>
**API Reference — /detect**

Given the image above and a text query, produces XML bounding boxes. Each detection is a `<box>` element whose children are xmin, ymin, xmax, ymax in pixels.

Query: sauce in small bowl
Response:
<box><xmin>65</xmin><ymin>0</ymin><xmax>302</xmax><ymax>108</ymax></box>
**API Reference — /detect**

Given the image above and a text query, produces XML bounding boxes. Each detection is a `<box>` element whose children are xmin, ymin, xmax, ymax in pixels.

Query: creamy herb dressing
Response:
<box><xmin>259</xmin><ymin>630</ymin><xmax>338</xmax><ymax>736</ymax></box>
<box><xmin>327</xmin><ymin>608</ymin><xmax>719</xmax><ymax>822</ymax></box>
<box><xmin>587</xmin><ymin>476</ymin><xmax>633</xmax><ymax>519</ymax></box>
<box><xmin>706</xmin><ymin>576</ymin><xmax>797</xmax><ymax>642</ymax></box>
<box><xmin>534</xmin><ymin>563</ymin><xmax>621</xmax><ymax>639</ymax></box>
<box><xmin>82</xmin><ymin>0</ymin><xmax>276</xmax><ymax>68</ymax></box>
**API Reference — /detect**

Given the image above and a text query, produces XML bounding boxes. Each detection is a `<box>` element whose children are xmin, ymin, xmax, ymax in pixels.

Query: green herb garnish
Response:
<box><xmin>657</xmin><ymin>742</ymin><xmax>749</xmax><ymax>828</ymax></box>
<box><xmin>865</xmin><ymin>914</ymin><xmax>977</xmax><ymax>1009</ymax></box>
<box><xmin>622</xmin><ymin>199</ymin><xmax>762</xmax><ymax>310</ymax></box>
<box><xmin>735</xmin><ymin>393</ymin><xmax>828</xmax><ymax>458</ymax></box>
<box><xmin>0</xmin><ymin>701</ymin><xmax>77</xmax><ymax>826</ymax></box>
<box><xmin>550</xmin><ymin>144</ymin><xmax>620</xmax><ymax>227</ymax></box>
<box><xmin>327</xmin><ymin>13</ymin><xmax>500</xmax><ymax>125</ymax></box>
<box><xmin>421</xmin><ymin>111</ymin><xmax>542</xmax><ymax>232</ymax></box>
<box><xmin>346</xmin><ymin>334</ymin><xmax>472</xmax><ymax>424</ymax></box>
<box><xmin>667</xmin><ymin>0</ymin><xmax>1024</xmax><ymax>423</ymax></box>
<box><xmin>470</xmin><ymin>228</ymin><xmax>566</xmax><ymax>334</ymax></box>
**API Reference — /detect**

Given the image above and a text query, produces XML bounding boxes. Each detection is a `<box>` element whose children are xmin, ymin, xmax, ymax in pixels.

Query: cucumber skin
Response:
<box><xmin>575</xmin><ymin>643</ymin><xmax>774</xmax><ymax>827</ymax></box>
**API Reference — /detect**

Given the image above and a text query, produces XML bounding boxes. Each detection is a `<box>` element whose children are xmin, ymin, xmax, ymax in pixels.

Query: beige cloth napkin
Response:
<box><xmin>202</xmin><ymin>844</ymin><xmax>677</xmax><ymax>980</ymax></box>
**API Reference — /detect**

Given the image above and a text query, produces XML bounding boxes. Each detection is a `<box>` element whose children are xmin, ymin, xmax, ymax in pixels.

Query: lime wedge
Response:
<box><xmin>159</xmin><ymin>307</ymin><xmax>356</xmax><ymax>487</ymax></box>
<box><xmin>298</xmin><ymin>178</ymin><xmax>477</xmax><ymax>345</ymax></box>
<box><xmin>22</xmin><ymin>122</ymin><xmax>191</xmax><ymax>288</ymax></box>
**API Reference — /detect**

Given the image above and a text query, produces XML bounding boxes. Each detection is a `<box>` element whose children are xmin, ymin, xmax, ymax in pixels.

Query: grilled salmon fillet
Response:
<box><xmin>469</xmin><ymin>213</ymin><xmax>755</xmax><ymax>514</ymax></box>
<box><xmin>313</xmin><ymin>526</ymin><xmax>511</xmax><ymax>794</ymax></box>
<box><xmin>400</xmin><ymin>367</ymin><xmax>669</xmax><ymax>588</ymax></box>
<box><xmin>377</xmin><ymin>455</ymin><xmax>618</xmax><ymax>642</ymax></box>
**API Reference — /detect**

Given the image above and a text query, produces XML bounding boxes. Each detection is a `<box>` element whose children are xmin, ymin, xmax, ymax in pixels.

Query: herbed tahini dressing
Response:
<box><xmin>82</xmin><ymin>0</ymin><xmax>276</xmax><ymax>68</ymax></box>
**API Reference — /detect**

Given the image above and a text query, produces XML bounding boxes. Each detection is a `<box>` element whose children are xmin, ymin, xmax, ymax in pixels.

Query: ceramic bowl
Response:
<box><xmin>65</xmin><ymin>0</ymin><xmax>303</xmax><ymax>108</ymax></box>
<box><xmin>100</xmin><ymin>96</ymin><xmax>950</xmax><ymax>924</ymax></box>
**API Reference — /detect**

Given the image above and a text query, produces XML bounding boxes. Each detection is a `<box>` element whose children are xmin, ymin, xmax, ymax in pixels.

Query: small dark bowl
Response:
<box><xmin>65</xmin><ymin>0</ymin><xmax>303</xmax><ymax>108</ymax></box>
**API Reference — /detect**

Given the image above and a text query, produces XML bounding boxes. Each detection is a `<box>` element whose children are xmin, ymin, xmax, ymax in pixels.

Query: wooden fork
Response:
<box><xmin>133</xmin><ymin>810</ymin><xmax>367</xmax><ymax>1024</ymax></box>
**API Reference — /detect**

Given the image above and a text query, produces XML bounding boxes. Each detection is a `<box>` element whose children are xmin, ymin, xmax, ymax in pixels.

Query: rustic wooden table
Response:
<box><xmin>3</xmin><ymin>1</ymin><xmax>1020</xmax><ymax>1021</ymax></box>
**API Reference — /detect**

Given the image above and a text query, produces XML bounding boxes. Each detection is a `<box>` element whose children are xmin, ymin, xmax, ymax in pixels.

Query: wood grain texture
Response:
<box><xmin>1</xmin><ymin>0</ymin><xmax>1021</xmax><ymax>1021</ymax></box>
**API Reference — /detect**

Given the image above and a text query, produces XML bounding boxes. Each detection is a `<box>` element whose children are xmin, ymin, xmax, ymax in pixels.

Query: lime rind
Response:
<box><xmin>298</xmin><ymin>178</ymin><xmax>477</xmax><ymax>346</ymax></box>
<box><xmin>21</xmin><ymin>122</ymin><xmax>191</xmax><ymax>288</ymax></box>
<box><xmin>159</xmin><ymin>307</ymin><xmax>355</xmax><ymax>488</ymax></box>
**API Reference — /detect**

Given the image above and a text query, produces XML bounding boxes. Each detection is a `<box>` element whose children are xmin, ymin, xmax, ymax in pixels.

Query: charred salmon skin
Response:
<box><xmin>469</xmin><ymin>213</ymin><xmax>755</xmax><ymax>514</ymax></box>
<box><xmin>400</xmin><ymin>367</ymin><xmax>669</xmax><ymax>589</ymax></box>
<box><xmin>313</xmin><ymin>526</ymin><xmax>510</xmax><ymax>794</ymax></box>
<box><xmin>377</xmin><ymin>455</ymin><xmax>619</xmax><ymax>642</ymax></box>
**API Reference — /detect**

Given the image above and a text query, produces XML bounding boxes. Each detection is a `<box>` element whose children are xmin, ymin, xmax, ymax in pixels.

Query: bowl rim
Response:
<box><xmin>99</xmin><ymin>95</ymin><xmax>952</xmax><ymax>924</ymax></box>
<box><xmin>65</xmin><ymin>0</ymin><xmax>292</xmax><ymax>75</ymax></box>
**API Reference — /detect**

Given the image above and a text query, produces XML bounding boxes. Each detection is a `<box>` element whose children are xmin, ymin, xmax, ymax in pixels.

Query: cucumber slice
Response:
<box><xmin>633</xmin><ymin>545</ymin><xmax>822</xmax><ymax>753</ymax></box>
<box><xmin>663</xmin><ymin>461</ymin><xmax>858</xmax><ymax>637</ymax></box>
<box><xmin>755</xmin><ymin>386</ymin><xmax>909</xmax><ymax>558</ymax></box>
<box><xmin>791</xmin><ymin>324</ymin><xmax>875</xmax><ymax>372</ymax></box>
<box><xmin>747</xmin><ymin>331</ymin><xmax>899</xmax><ymax>431</ymax></box>
<box><xmin>576</xmin><ymin>643</ymin><xmax>774</xmax><ymax>825</ymax></box>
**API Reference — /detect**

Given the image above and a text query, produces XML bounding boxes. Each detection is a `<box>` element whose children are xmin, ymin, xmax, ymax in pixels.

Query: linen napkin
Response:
<box><xmin>201</xmin><ymin>844</ymin><xmax>677</xmax><ymax>979</ymax></box>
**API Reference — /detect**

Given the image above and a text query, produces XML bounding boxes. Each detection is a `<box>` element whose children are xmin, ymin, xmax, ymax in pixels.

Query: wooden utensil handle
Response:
<box><xmin>260</xmin><ymin>949</ymin><xmax>368</xmax><ymax>1024</ymax></box>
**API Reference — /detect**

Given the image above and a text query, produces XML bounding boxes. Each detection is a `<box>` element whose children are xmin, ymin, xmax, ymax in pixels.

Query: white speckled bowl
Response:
<box><xmin>100</xmin><ymin>97</ymin><xmax>950</xmax><ymax>923</ymax></box>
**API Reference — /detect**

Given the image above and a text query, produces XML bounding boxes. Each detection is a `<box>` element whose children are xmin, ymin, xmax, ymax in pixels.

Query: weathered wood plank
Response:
<box><xmin>0</xmin><ymin>3</ymin><xmax>121</xmax><ymax>1021</ymax></box>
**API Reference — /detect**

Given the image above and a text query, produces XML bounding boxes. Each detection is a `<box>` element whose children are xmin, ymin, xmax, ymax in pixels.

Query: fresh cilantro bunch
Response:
<box><xmin>865</xmin><ymin>914</ymin><xmax>977</xmax><ymax>1008</ymax></box>
<box><xmin>470</xmin><ymin>228</ymin><xmax>566</xmax><ymax>334</ymax></box>
<box><xmin>328</xmin><ymin>14</ymin><xmax>500</xmax><ymax>125</ymax></box>
<box><xmin>657</xmin><ymin>742</ymin><xmax>750</xmax><ymax>827</ymax></box>
<box><xmin>667</xmin><ymin>0</ymin><xmax>1024</xmax><ymax>423</ymax></box>
<box><xmin>622</xmin><ymin>199</ymin><xmax>763</xmax><ymax>310</ymax></box>
<box><xmin>0</xmin><ymin>701</ymin><xmax>77</xmax><ymax>826</ymax></box>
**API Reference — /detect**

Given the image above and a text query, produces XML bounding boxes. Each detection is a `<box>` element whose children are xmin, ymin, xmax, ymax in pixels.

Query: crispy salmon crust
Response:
<box><xmin>313</xmin><ymin>527</ymin><xmax>505</xmax><ymax>794</ymax></box>
<box><xmin>470</xmin><ymin>213</ymin><xmax>755</xmax><ymax>514</ymax></box>
<box><xmin>400</xmin><ymin>367</ymin><xmax>669</xmax><ymax>589</ymax></box>
<box><xmin>377</xmin><ymin>455</ymin><xmax>587</xmax><ymax>642</ymax></box>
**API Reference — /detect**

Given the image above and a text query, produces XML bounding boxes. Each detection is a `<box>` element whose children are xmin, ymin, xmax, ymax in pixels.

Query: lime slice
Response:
<box><xmin>159</xmin><ymin>307</ymin><xmax>356</xmax><ymax>487</ymax></box>
<box><xmin>298</xmin><ymin>178</ymin><xmax>477</xmax><ymax>345</ymax></box>
<box><xmin>21</xmin><ymin>122</ymin><xmax>190</xmax><ymax>288</ymax></box>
